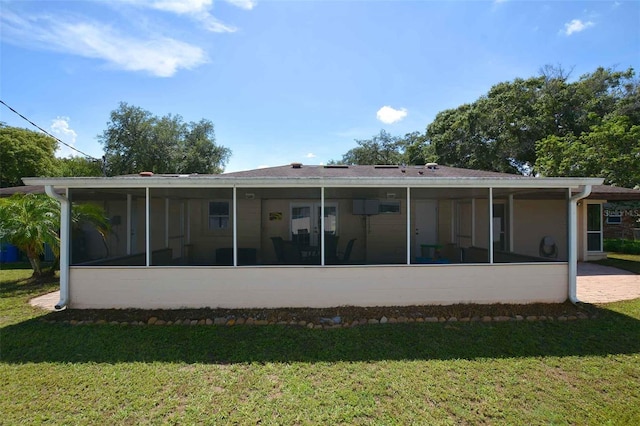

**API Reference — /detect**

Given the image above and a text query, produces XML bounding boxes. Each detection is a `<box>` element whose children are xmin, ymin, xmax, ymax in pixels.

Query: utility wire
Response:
<box><xmin>0</xmin><ymin>99</ymin><xmax>101</xmax><ymax>161</ymax></box>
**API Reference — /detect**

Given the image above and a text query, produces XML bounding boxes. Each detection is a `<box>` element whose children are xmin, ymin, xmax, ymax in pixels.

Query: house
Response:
<box><xmin>24</xmin><ymin>163</ymin><xmax>608</xmax><ymax>310</ymax></box>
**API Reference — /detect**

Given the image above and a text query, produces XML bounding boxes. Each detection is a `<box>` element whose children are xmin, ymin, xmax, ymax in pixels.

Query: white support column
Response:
<box><xmin>508</xmin><ymin>194</ymin><xmax>514</xmax><ymax>252</ymax></box>
<box><xmin>321</xmin><ymin>187</ymin><xmax>325</xmax><ymax>266</ymax></box>
<box><xmin>568</xmin><ymin>185</ymin><xmax>591</xmax><ymax>303</ymax></box>
<box><xmin>406</xmin><ymin>187</ymin><xmax>411</xmax><ymax>264</ymax></box>
<box><xmin>450</xmin><ymin>200</ymin><xmax>455</xmax><ymax>243</ymax></box>
<box><xmin>233</xmin><ymin>187</ymin><xmax>238</xmax><ymax>267</ymax></box>
<box><xmin>165</xmin><ymin>198</ymin><xmax>169</xmax><ymax>248</ymax></box>
<box><xmin>489</xmin><ymin>187</ymin><xmax>494</xmax><ymax>264</ymax></box>
<box><xmin>186</xmin><ymin>200</ymin><xmax>191</xmax><ymax>244</ymax></box>
<box><xmin>145</xmin><ymin>187</ymin><xmax>150</xmax><ymax>267</ymax></box>
<box><xmin>126</xmin><ymin>193</ymin><xmax>132</xmax><ymax>255</ymax></box>
<box><xmin>471</xmin><ymin>198</ymin><xmax>476</xmax><ymax>246</ymax></box>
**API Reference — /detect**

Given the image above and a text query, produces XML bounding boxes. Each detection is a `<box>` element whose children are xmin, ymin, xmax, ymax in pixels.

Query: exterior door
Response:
<box><xmin>290</xmin><ymin>203</ymin><xmax>338</xmax><ymax>246</ymax></box>
<box><xmin>414</xmin><ymin>200</ymin><xmax>438</xmax><ymax>258</ymax></box>
<box><xmin>587</xmin><ymin>203</ymin><xmax>603</xmax><ymax>252</ymax></box>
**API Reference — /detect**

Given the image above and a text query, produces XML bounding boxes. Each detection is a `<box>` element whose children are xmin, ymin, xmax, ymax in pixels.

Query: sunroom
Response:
<box><xmin>26</xmin><ymin>164</ymin><xmax>603</xmax><ymax>309</ymax></box>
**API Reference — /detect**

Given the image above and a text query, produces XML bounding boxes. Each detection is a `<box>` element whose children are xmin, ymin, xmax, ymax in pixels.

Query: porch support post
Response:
<box><xmin>569</xmin><ymin>185</ymin><xmax>592</xmax><ymax>303</ymax></box>
<box><xmin>165</xmin><ymin>198</ymin><xmax>169</xmax><ymax>248</ymax></box>
<box><xmin>126</xmin><ymin>193</ymin><xmax>132</xmax><ymax>255</ymax></box>
<box><xmin>450</xmin><ymin>200</ymin><xmax>455</xmax><ymax>243</ymax></box>
<box><xmin>186</xmin><ymin>200</ymin><xmax>191</xmax><ymax>244</ymax></box>
<box><xmin>321</xmin><ymin>186</ymin><xmax>325</xmax><ymax>266</ymax></box>
<box><xmin>508</xmin><ymin>194</ymin><xmax>514</xmax><ymax>252</ymax></box>
<box><xmin>406</xmin><ymin>187</ymin><xmax>411</xmax><ymax>264</ymax></box>
<box><xmin>489</xmin><ymin>187</ymin><xmax>494</xmax><ymax>264</ymax></box>
<box><xmin>471</xmin><ymin>198</ymin><xmax>476</xmax><ymax>246</ymax></box>
<box><xmin>233</xmin><ymin>186</ymin><xmax>238</xmax><ymax>267</ymax></box>
<box><xmin>45</xmin><ymin>185</ymin><xmax>70</xmax><ymax>310</ymax></box>
<box><xmin>145</xmin><ymin>187</ymin><xmax>150</xmax><ymax>267</ymax></box>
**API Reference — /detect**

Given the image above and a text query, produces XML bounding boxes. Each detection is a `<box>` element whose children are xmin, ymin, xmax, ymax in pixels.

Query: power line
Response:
<box><xmin>0</xmin><ymin>99</ymin><xmax>101</xmax><ymax>161</ymax></box>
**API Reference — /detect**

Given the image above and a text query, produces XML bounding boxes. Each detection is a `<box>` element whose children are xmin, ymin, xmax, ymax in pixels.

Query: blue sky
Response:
<box><xmin>1</xmin><ymin>0</ymin><xmax>638</xmax><ymax>172</ymax></box>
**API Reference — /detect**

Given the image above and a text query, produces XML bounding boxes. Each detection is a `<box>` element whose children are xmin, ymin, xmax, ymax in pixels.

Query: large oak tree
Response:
<box><xmin>99</xmin><ymin>103</ymin><xmax>231</xmax><ymax>176</ymax></box>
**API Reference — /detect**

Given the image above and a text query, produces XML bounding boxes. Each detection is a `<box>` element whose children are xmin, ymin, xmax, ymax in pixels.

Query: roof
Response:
<box><xmin>22</xmin><ymin>164</ymin><xmax>604</xmax><ymax>190</ymax></box>
<box><xmin>0</xmin><ymin>185</ymin><xmax>65</xmax><ymax>197</ymax></box>
<box><xmin>588</xmin><ymin>184</ymin><xmax>640</xmax><ymax>200</ymax></box>
<box><xmin>222</xmin><ymin>164</ymin><xmax>517</xmax><ymax>179</ymax></box>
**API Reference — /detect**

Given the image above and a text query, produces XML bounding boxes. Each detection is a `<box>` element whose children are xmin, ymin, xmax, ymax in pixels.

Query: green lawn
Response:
<box><xmin>1</xmin><ymin>269</ymin><xmax>639</xmax><ymax>425</ymax></box>
<box><xmin>594</xmin><ymin>253</ymin><xmax>640</xmax><ymax>274</ymax></box>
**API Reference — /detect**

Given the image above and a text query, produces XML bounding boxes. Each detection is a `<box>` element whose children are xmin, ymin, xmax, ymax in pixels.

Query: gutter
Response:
<box><xmin>44</xmin><ymin>185</ymin><xmax>69</xmax><ymax>310</ymax></box>
<box><xmin>568</xmin><ymin>185</ymin><xmax>592</xmax><ymax>304</ymax></box>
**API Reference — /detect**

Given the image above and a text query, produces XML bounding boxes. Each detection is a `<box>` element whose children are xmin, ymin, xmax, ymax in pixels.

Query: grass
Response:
<box><xmin>594</xmin><ymin>252</ymin><xmax>640</xmax><ymax>274</ymax></box>
<box><xmin>1</xmin><ymin>269</ymin><xmax>640</xmax><ymax>424</ymax></box>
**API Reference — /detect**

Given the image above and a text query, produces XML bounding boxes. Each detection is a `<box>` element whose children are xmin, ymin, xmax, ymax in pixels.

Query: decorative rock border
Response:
<box><xmin>43</xmin><ymin>311</ymin><xmax>595</xmax><ymax>328</ymax></box>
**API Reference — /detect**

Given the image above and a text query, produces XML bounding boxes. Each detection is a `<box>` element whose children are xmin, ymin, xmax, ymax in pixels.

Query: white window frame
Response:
<box><xmin>586</xmin><ymin>202</ymin><xmax>603</xmax><ymax>252</ymax></box>
<box><xmin>208</xmin><ymin>200</ymin><xmax>231</xmax><ymax>231</ymax></box>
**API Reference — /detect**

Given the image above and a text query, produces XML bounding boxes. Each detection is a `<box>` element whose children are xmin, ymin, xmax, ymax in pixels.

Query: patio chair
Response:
<box><xmin>270</xmin><ymin>237</ymin><xmax>285</xmax><ymax>263</ymax></box>
<box><xmin>333</xmin><ymin>238</ymin><xmax>356</xmax><ymax>264</ymax></box>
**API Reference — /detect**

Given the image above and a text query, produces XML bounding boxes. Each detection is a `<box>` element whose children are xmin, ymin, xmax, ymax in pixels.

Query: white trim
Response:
<box><xmin>145</xmin><ymin>187</ymin><xmax>150</xmax><ymax>267</ymax></box>
<box><xmin>471</xmin><ymin>198</ymin><xmax>476</xmax><ymax>246</ymax></box>
<box><xmin>321</xmin><ymin>187</ymin><xmax>325</xmax><ymax>266</ymax></box>
<box><xmin>489</xmin><ymin>188</ymin><xmax>494</xmax><ymax>264</ymax></box>
<box><xmin>126</xmin><ymin>193</ymin><xmax>132</xmax><ymax>255</ymax></box>
<box><xmin>406</xmin><ymin>187</ymin><xmax>411</xmax><ymax>265</ymax></box>
<box><xmin>508</xmin><ymin>194</ymin><xmax>514</xmax><ymax>252</ymax></box>
<box><xmin>585</xmin><ymin>201</ymin><xmax>604</xmax><ymax>252</ymax></box>
<box><xmin>24</xmin><ymin>176</ymin><xmax>604</xmax><ymax>190</ymax></box>
<box><xmin>233</xmin><ymin>187</ymin><xmax>237</xmax><ymax>267</ymax></box>
<box><xmin>164</xmin><ymin>198</ymin><xmax>169</xmax><ymax>248</ymax></box>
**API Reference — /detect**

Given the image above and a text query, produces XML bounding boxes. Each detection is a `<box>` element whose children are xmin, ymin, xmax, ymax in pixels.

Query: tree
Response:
<box><xmin>0</xmin><ymin>194</ymin><xmax>111</xmax><ymax>278</ymax></box>
<box><xmin>331</xmin><ymin>130</ymin><xmax>435</xmax><ymax>166</ymax></box>
<box><xmin>0</xmin><ymin>124</ymin><xmax>59</xmax><ymax>187</ymax></box>
<box><xmin>536</xmin><ymin>115</ymin><xmax>640</xmax><ymax>187</ymax></box>
<box><xmin>57</xmin><ymin>156</ymin><xmax>103</xmax><ymax>177</ymax></box>
<box><xmin>99</xmin><ymin>103</ymin><xmax>231</xmax><ymax>175</ymax></box>
<box><xmin>426</xmin><ymin>66</ymin><xmax>638</xmax><ymax>178</ymax></box>
<box><xmin>0</xmin><ymin>194</ymin><xmax>59</xmax><ymax>277</ymax></box>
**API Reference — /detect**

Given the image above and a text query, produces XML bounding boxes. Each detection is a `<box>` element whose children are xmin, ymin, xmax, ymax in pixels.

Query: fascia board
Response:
<box><xmin>24</xmin><ymin>176</ymin><xmax>605</xmax><ymax>189</ymax></box>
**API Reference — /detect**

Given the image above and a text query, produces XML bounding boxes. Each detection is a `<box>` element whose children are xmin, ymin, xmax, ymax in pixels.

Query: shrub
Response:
<box><xmin>604</xmin><ymin>239</ymin><xmax>640</xmax><ymax>255</ymax></box>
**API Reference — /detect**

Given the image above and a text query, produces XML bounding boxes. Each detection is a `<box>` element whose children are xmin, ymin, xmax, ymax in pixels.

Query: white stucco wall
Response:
<box><xmin>68</xmin><ymin>263</ymin><xmax>568</xmax><ymax>309</ymax></box>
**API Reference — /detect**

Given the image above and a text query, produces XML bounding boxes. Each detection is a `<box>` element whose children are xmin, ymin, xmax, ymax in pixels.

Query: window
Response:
<box><xmin>209</xmin><ymin>201</ymin><xmax>230</xmax><ymax>230</ymax></box>
<box><xmin>606</xmin><ymin>215</ymin><xmax>622</xmax><ymax>225</ymax></box>
<box><xmin>587</xmin><ymin>203</ymin><xmax>602</xmax><ymax>252</ymax></box>
<box><xmin>379</xmin><ymin>200</ymin><xmax>401</xmax><ymax>214</ymax></box>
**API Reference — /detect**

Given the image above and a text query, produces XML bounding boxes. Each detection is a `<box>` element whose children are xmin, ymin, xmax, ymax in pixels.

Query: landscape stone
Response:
<box><xmin>380</xmin><ymin>316</ymin><xmax>388</xmax><ymax>324</ymax></box>
<box><xmin>214</xmin><ymin>317</ymin><xmax>227</xmax><ymax>325</ymax></box>
<box><xmin>147</xmin><ymin>317</ymin><xmax>158</xmax><ymax>325</ymax></box>
<box><xmin>424</xmin><ymin>317</ymin><xmax>438</xmax><ymax>322</ymax></box>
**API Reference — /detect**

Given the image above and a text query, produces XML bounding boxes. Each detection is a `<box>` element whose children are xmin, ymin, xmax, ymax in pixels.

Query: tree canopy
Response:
<box><xmin>0</xmin><ymin>124</ymin><xmax>59</xmax><ymax>187</ymax></box>
<box><xmin>99</xmin><ymin>103</ymin><xmax>231</xmax><ymax>176</ymax></box>
<box><xmin>331</xmin><ymin>130</ymin><xmax>435</xmax><ymax>166</ymax></box>
<box><xmin>425</xmin><ymin>66</ymin><xmax>640</xmax><ymax>185</ymax></box>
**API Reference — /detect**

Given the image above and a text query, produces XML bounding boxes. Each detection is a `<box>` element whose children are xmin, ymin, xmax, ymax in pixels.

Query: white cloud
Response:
<box><xmin>563</xmin><ymin>19</ymin><xmax>594</xmax><ymax>36</ymax></box>
<box><xmin>0</xmin><ymin>12</ymin><xmax>207</xmax><ymax>77</ymax></box>
<box><xmin>376</xmin><ymin>106</ymin><xmax>408</xmax><ymax>124</ymax></box>
<box><xmin>125</xmin><ymin>0</ymin><xmax>247</xmax><ymax>33</ymax></box>
<box><xmin>50</xmin><ymin>117</ymin><xmax>78</xmax><ymax>157</ymax></box>
<box><xmin>305</xmin><ymin>153</ymin><xmax>316</xmax><ymax>158</ymax></box>
<box><xmin>225</xmin><ymin>0</ymin><xmax>257</xmax><ymax>10</ymax></box>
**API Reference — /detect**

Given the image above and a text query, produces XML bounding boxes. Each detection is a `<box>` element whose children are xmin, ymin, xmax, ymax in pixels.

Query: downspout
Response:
<box><xmin>45</xmin><ymin>185</ymin><xmax>70</xmax><ymax>310</ymax></box>
<box><xmin>568</xmin><ymin>185</ymin><xmax>592</xmax><ymax>304</ymax></box>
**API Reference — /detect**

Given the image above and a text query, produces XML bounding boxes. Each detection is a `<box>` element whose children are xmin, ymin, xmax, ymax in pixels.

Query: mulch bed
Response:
<box><xmin>42</xmin><ymin>302</ymin><xmax>598</xmax><ymax>326</ymax></box>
